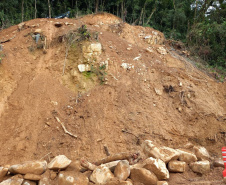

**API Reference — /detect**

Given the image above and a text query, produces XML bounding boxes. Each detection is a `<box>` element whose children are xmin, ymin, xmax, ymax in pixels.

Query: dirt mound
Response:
<box><xmin>0</xmin><ymin>13</ymin><xmax>225</xmax><ymax>184</ymax></box>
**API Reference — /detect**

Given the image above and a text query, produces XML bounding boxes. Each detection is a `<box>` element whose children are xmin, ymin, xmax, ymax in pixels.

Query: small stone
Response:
<box><xmin>157</xmin><ymin>47</ymin><xmax>167</xmax><ymax>55</ymax></box>
<box><xmin>24</xmin><ymin>173</ymin><xmax>41</xmax><ymax>181</ymax></box>
<box><xmin>190</xmin><ymin>161</ymin><xmax>210</xmax><ymax>174</ymax></box>
<box><xmin>143</xmin><ymin>157</ymin><xmax>169</xmax><ymax>180</ymax></box>
<box><xmin>0</xmin><ymin>167</ymin><xmax>8</xmax><ymax>182</ymax></box>
<box><xmin>9</xmin><ymin>160</ymin><xmax>47</xmax><ymax>175</ymax></box>
<box><xmin>22</xmin><ymin>180</ymin><xmax>36</xmax><ymax>185</ymax></box>
<box><xmin>78</xmin><ymin>64</ymin><xmax>91</xmax><ymax>72</ymax></box>
<box><xmin>130</xmin><ymin>167</ymin><xmax>158</xmax><ymax>185</ymax></box>
<box><xmin>90</xmin><ymin>165</ymin><xmax>114</xmax><ymax>184</ymax></box>
<box><xmin>154</xmin><ymin>88</ymin><xmax>162</xmax><ymax>95</ymax></box>
<box><xmin>65</xmin><ymin>160</ymin><xmax>82</xmax><ymax>172</ymax></box>
<box><xmin>213</xmin><ymin>158</ymin><xmax>224</xmax><ymax>168</ymax></box>
<box><xmin>114</xmin><ymin>160</ymin><xmax>130</xmax><ymax>181</ymax></box>
<box><xmin>50</xmin><ymin>171</ymin><xmax>57</xmax><ymax>180</ymax></box>
<box><xmin>48</xmin><ymin>155</ymin><xmax>71</xmax><ymax>170</ymax></box>
<box><xmin>90</xmin><ymin>43</ymin><xmax>102</xmax><ymax>52</ymax></box>
<box><xmin>177</xmin><ymin>149</ymin><xmax>197</xmax><ymax>163</ymax></box>
<box><xmin>0</xmin><ymin>178</ymin><xmax>23</xmax><ymax>185</ymax></box>
<box><xmin>168</xmin><ymin>160</ymin><xmax>186</xmax><ymax>173</ymax></box>
<box><xmin>58</xmin><ymin>171</ymin><xmax>89</xmax><ymax>185</ymax></box>
<box><xmin>193</xmin><ymin>146</ymin><xmax>210</xmax><ymax>161</ymax></box>
<box><xmin>157</xmin><ymin>181</ymin><xmax>168</xmax><ymax>185</ymax></box>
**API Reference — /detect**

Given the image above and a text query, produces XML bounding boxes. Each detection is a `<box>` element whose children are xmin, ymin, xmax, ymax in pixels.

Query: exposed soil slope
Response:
<box><xmin>0</xmin><ymin>13</ymin><xmax>225</xmax><ymax>184</ymax></box>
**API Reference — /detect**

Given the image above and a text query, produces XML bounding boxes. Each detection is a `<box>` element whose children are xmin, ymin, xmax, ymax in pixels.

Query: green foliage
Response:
<box><xmin>77</xmin><ymin>25</ymin><xmax>91</xmax><ymax>41</ymax></box>
<box><xmin>188</xmin><ymin>21</ymin><xmax>226</xmax><ymax>67</ymax></box>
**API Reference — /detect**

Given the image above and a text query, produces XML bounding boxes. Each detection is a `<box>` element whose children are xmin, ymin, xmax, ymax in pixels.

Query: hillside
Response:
<box><xmin>0</xmin><ymin>13</ymin><xmax>225</xmax><ymax>184</ymax></box>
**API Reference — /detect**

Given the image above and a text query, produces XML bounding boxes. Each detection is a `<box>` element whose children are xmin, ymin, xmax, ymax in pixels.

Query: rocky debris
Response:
<box><xmin>38</xmin><ymin>177</ymin><xmax>52</xmax><ymax>185</ymax></box>
<box><xmin>168</xmin><ymin>160</ymin><xmax>186</xmax><ymax>173</ymax></box>
<box><xmin>89</xmin><ymin>165</ymin><xmax>114</xmax><ymax>184</ymax></box>
<box><xmin>48</xmin><ymin>155</ymin><xmax>71</xmax><ymax>170</ymax></box>
<box><xmin>82</xmin><ymin>42</ymin><xmax>102</xmax><ymax>61</ymax></box>
<box><xmin>103</xmin><ymin>161</ymin><xmax>121</xmax><ymax>172</ymax></box>
<box><xmin>9</xmin><ymin>161</ymin><xmax>47</xmax><ymax>175</ymax></box>
<box><xmin>154</xmin><ymin>88</ymin><xmax>163</xmax><ymax>96</ymax></box>
<box><xmin>144</xmin><ymin>32</ymin><xmax>164</xmax><ymax>45</ymax></box>
<box><xmin>114</xmin><ymin>160</ymin><xmax>130</xmax><ymax>181</ymax></box>
<box><xmin>0</xmin><ymin>178</ymin><xmax>23</xmax><ymax>185</ymax></box>
<box><xmin>18</xmin><ymin>23</ymin><xmax>26</xmax><ymax>31</ymax></box>
<box><xmin>78</xmin><ymin>64</ymin><xmax>91</xmax><ymax>72</ymax></box>
<box><xmin>24</xmin><ymin>173</ymin><xmax>41</xmax><ymax>181</ymax></box>
<box><xmin>58</xmin><ymin>171</ymin><xmax>89</xmax><ymax>185</ymax></box>
<box><xmin>177</xmin><ymin>149</ymin><xmax>197</xmax><ymax>163</ymax></box>
<box><xmin>193</xmin><ymin>146</ymin><xmax>210</xmax><ymax>161</ymax></box>
<box><xmin>157</xmin><ymin>181</ymin><xmax>168</xmax><ymax>185</ymax></box>
<box><xmin>22</xmin><ymin>180</ymin><xmax>36</xmax><ymax>185</ymax></box>
<box><xmin>157</xmin><ymin>47</ymin><xmax>167</xmax><ymax>55</ymax></box>
<box><xmin>190</xmin><ymin>161</ymin><xmax>210</xmax><ymax>174</ymax></box>
<box><xmin>213</xmin><ymin>158</ymin><xmax>224</xmax><ymax>168</ymax></box>
<box><xmin>121</xmin><ymin>63</ymin><xmax>134</xmax><ymax>70</ymax></box>
<box><xmin>142</xmin><ymin>140</ymin><xmax>179</xmax><ymax>163</ymax></box>
<box><xmin>130</xmin><ymin>167</ymin><xmax>158</xmax><ymax>185</ymax></box>
<box><xmin>143</xmin><ymin>157</ymin><xmax>169</xmax><ymax>180</ymax></box>
<box><xmin>0</xmin><ymin>167</ymin><xmax>8</xmax><ymax>182</ymax></box>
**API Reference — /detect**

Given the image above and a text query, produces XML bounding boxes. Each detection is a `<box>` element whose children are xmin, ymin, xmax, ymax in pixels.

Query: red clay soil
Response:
<box><xmin>0</xmin><ymin>13</ymin><xmax>225</xmax><ymax>184</ymax></box>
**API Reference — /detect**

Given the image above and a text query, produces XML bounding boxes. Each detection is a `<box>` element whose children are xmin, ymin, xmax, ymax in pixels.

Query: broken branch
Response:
<box><xmin>54</xmin><ymin>116</ymin><xmax>77</xmax><ymax>138</ymax></box>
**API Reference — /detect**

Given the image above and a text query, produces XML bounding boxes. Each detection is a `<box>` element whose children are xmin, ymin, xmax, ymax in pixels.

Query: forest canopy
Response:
<box><xmin>0</xmin><ymin>0</ymin><xmax>225</xmax><ymax>68</ymax></box>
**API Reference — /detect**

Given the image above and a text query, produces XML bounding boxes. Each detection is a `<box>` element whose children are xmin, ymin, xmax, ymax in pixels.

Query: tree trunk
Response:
<box><xmin>21</xmin><ymin>0</ymin><xmax>24</xmax><ymax>22</ymax></box>
<box><xmin>121</xmin><ymin>1</ymin><xmax>124</xmax><ymax>21</ymax></box>
<box><xmin>35</xmin><ymin>0</ymin><xmax>37</xmax><ymax>19</ymax></box>
<box><xmin>95</xmin><ymin>0</ymin><xmax>99</xmax><ymax>13</ymax></box>
<box><xmin>138</xmin><ymin>8</ymin><xmax>143</xmax><ymax>25</ymax></box>
<box><xmin>48</xmin><ymin>0</ymin><xmax>51</xmax><ymax>18</ymax></box>
<box><xmin>75</xmin><ymin>0</ymin><xmax>78</xmax><ymax>18</ymax></box>
<box><xmin>146</xmin><ymin>7</ymin><xmax>156</xmax><ymax>25</ymax></box>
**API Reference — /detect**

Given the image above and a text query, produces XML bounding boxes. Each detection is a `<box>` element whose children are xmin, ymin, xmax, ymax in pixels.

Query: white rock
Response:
<box><xmin>9</xmin><ymin>161</ymin><xmax>47</xmax><ymax>175</ymax></box>
<box><xmin>130</xmin><ymin>167</ymin><xmax>158</xmax><ymax>185</ymax></box>
<box><xmin>0</xmin><ymin>167</ymin><xmax>8</xmax><ymax>182</ymax></box>
<box><xmin>143</xmin><ymin>157</ymin><xmax>169</xmax><ymax>180</ymax></box>
<box><xmin>142</xmin><ymin>140</ymin><xmax>179</xmax><ymax>163</ymax></box>
<box><xmin>177</xmin><ymin>149</ymin><xmax>197</xmax><ymax>163</ymax></box>
<box><xmin>168</xmin><ymin>160</ymin><xmax>186</xmax><ymax>173</ymax></box>
<box><xmin>157</xmin><ymin>181</ymin><xmax>168</xmax><ymax>185</ymax></box>
<box><xmin>90</xmin><ymin>43</ymin><xmax>102</xmax><ymax>52</ymax></box>
<box><xmin>190</xmin><ymin>161</ymin><xmax>210</xmax><ymax>174</ymax></box>
<box><xmin>22</xmin><ymin>180</ymin><xmax>36</xmax><ymax>185</ymax></box>
<box><xmin>0</xmin><ymin>178</ymin><xmax>23</xmax><ymax>185</ymax></box>
<box><xmin>114</xmin><ymin>160</ymin><xmax>130</xmax><ymax>181</ymax></box>
<box><xmin>121</xmin><ymin>63</ymin><xmax>134</xmax><ymax>70</ymax></box>
<box><xmin>157</xmin><ymin>47</ymin><xmax>167</xmax><ymax>55</ymax></box>
<box><xmin>48</xmin><ymin>155</ymin><xmax>71</xmax><ymax>170</ymax></box>
<box><xmin>90</xmin><ymin>165</ymin><xmax>114</xmax><ymax>184</ymax></box>
<box><xmin>78</xmin><ymin>64</ymin><xmax>91</xmax><ymax>72</ymax></box>
<box><xmin>193</xmin><ymin>146</ymin><xmax>210</xmax><ymax>161</ymax></box>
<box><xmin>58</xmin><ymin>171</ymin><xmax>89</xmax><ymax>185</ymax></box>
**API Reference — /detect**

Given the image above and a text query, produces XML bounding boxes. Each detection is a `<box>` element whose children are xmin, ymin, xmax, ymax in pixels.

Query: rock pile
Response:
<box><xmin>0</xmin><ymin>140</ymin><xmax>224</xmax><ymax>185</ymax></box>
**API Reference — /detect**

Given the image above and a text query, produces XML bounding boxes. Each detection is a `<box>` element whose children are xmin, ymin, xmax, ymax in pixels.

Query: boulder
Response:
<box><xmin>78</xmin><ymin>64</ymin><xmax>91</xmax><ymax>72</ymax></box>
<box><xmin>157</xmin><ymin>181</ymin><xmax>168</xmax><ymax>185</ymax></box>
<box><xmin>103</xmin><ymin>161</ymin><xmax>120</xmax><ymax>172</ymax></box>
<box><xmin>114</xmin><ymin>160</ymin><xmax>130</xmax><ymax>181</ymax></box>
<box><xmin>213</xmin><ymin>158</ymin><xmax>224</xmax><ymax>168</ymax></box>
<box><xmin>168</xmin><ymin>160</ymin><xmax>186</xmax><ymax>173</ymax></box>
<box><xmin>0</xmin><ymin>167</ymin><xmax>8</xmax><ymax>182</ymax></box>
<box><xmin>0</xmin><ymin>178</ymin><xmax>23</xmax><ymax>185</ymax></box>
<box><xmin>193</xmin><ymin>146</ymin><xmax>210</xmax><ymax>161</ymax></box>
<box><xmin>90</xmin><ymin>165</ymin><xmax>114</xmax><ymax>184</ymax></box>
<box><xmin>90</xmin><ymin>43</ymin><xmax>102</xmax><ymax>52</ymax></box>
<box><xmin>58</xmin><ymin>171</ymin><xmax>89</xmax><ymax>185</ymax></box>
<box><xmin>9</xmin><ymin>160</ymin><xmax>47</xmax><ymax>175</ymax></box>
<box><xmin>190</xmin><ymin>161</ymin><xmax>210</xmax><ymax>174</ymax></box>
<box><xmin>130</xmin><ymin>167</ymin><xmax>158</xmax><ymax>185</ymax></box>
<box><xmin>22</xmin><ymin>180</ymin><xmax>36</xmax><ymax>185</ymax></box>
<box><xmin>34</xmin><ymin>29</ymin><xmax>42</xmax><ymax>34</ymax></box>
<box><xmin>177</xmin><ymin>149</ymin><xmax>197</xmax><ymax>163</ymax></box>
<box><xmin>143</xmin><ymin>157</ymin><xmax>169</xmax><ymax>180</ymax></box>
<box><xmin>142</xmin><ymin>140</ymin><xmax>179</xmax><ymax>163</ymax></box>
<box><xmin>38</xmin><ymin>177</ymin><xmax>53</xmax><ymax>185</ymax></box>
<box><xmin>24</xmin><ymin>173</ymin><xmax>41</xmax><ymax>181</ymax></box>
<box><xmin>48</xmin><ymin>155</ymin><xmax>71</xmax><ymax>170</ymax></box>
